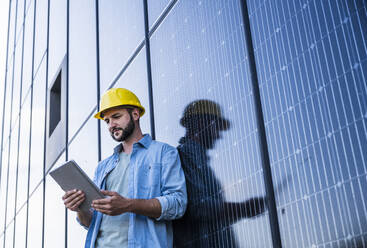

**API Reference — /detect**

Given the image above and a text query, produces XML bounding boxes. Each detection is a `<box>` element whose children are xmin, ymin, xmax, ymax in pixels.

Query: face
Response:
<box><xmin>103</xmin><ymin>108</ymin><xmax>136</xmax><ymax>142</ymax></box>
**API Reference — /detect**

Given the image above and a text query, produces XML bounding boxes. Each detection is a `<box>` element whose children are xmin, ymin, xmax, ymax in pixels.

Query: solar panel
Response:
<box><xmin>248</xmin><ymin>0</ymin><xmax>367</xmax><ymax>246</ymax></box>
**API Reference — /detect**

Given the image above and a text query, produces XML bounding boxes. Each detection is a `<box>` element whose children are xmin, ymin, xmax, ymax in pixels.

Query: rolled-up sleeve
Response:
<box><xmin>155</xmin><ymin>145</ymin><xmax>187</xmax><ymax>221</ymax></box>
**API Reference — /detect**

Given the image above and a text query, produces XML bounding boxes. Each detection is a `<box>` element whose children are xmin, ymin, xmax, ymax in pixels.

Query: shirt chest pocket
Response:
<box><xmin>139</xmin><ymin>163</ymin><xmax>161</xmax><ymax>194</ymax></box>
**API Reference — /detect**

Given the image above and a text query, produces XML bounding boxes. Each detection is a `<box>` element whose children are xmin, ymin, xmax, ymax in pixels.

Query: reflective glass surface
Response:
<box><xmin>68</xmin><ymin>0</ymin><xmax>97</xmax><ymax>140</ymax></box>
<box><xmin>67</xmin><ymin>117</ymin><xmax>98</xmax><ymax>247</ymax></box>
<box><xmin>0</xmin><ymin>144</ymin><xmax>9</xmax><ymax>234</ymax></box>
<box><xmin>6</xmin><ymin>122</ymin><xmax>19</xmax><ymax>223</ymax></box>
<box><xmin>15</xmin><ymin>0</ymin><xmax>24</xmax><ymax>38</ymax></box>
<box><xmin>48</xmin><ymin>0</ymin><xmax>66</xmax><ymax>81</ymax></box>
<box><xmin>1</xmin><ymin>1</ymin><xmax>366</xmax><ymax>247</ymax></box>
<box><xmin>16</xmin><ymin>94</ymin><xmax>31</xmax><ymax>209</ymax></box>
<box><xmin>33</xmin><ymin>0</ymin><xmax>48</xmax><ymax>71</ymax></box>
<box><xmin>248</xmin><ymin>0</ymin><xmax>367</xmax><ymax>246</ymax></box>
<box><xmin>2</xmin><ymin>58</ymin><xmax>13</xmax><ymax>153</ymax></box>
<box><xmin>150</xmin><ymin>0</ymin><xmax>271</xmax><ymax>246</ymax></box>
<box><xmin>13</xmin><ymin>206</ymin><xmax>26</xmax><ymax>248</ymax></box>
<box><xmin>100</xmin><ymin>48</ymin><xmax>151</xmax><ymax>158</ymax></box>
<box><xmin>148</xmin><ymin>0</ymin><xmax>172</xmax><ymax>28</ymax></box>
<box><xmin>7</xmin><ymin>0</ymin><xmax>16</xmax><ymax>67</ymax></box>
<box><xmin>4</xmin><ymin>221</ymin><xmax>14</xmax><ymax>248</ymax></box>
<box><xmin>98</xmin><ymin>0</ymin><xmax>144</xmax><ymax>92</ymax></box>
<box><xmin>11</xmin><ymin>38</ymin><xmax>23</xmax><ymax>128</ymax></box>
<box><xmin>29</xmin><ymin>59</ymin><xmax>46</xmax><ymax>192</ymax></box>
<box><xmin>21</xmin><ymin>0</ymin><xmax>34</xmax><ymax>104</ymax></box>
<box><xmin>43</xmin><ymin>154</ymin><xmax>65</xmax><ymax>248</ymax></box>
<box><xmin>27</xmin><ymin>185</ymin><xmax>43</xmax><ymax>248</ymax></box>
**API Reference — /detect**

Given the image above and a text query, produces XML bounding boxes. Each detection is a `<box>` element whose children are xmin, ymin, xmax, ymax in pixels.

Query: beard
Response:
<box><xmin>110</xmin><ymin>113</ymin><xmax>135</xmax><ymax>142</ymax></box>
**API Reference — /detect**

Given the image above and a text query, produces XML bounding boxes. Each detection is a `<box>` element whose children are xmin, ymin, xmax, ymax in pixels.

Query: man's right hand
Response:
<box><xmin>62</xmin><ymin>189</ymin><xmax>85</xmax><ymax>212</ymax></box>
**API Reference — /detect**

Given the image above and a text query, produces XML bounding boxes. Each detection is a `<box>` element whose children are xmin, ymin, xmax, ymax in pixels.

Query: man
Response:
<box><xmin>62</xmin><ymin>88</ymin><xmax>187</xmax><ymax>248</ymax></box>
<box><xmin>173</xmin><ymin>100</ymin><xmax>267</xmax><ymax>247</ymax></box>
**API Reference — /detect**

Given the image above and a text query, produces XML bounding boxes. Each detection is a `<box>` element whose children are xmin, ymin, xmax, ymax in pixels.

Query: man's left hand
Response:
<box><xmin>92</xmin><ymin>190</ymin><xmax>131</xmax><ymax>216</ymax></box>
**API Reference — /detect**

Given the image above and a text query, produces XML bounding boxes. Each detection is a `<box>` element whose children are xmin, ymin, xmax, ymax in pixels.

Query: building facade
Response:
<box><xmin>0</xmin><ymin>0</ymin><xmax>366</xmax><ymax>247</ymax></box>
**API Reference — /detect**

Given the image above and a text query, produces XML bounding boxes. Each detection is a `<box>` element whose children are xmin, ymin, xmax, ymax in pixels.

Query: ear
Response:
<box><xmin>131</xmin><ymin>108</ymin><xmax>140</xmax><ymax>121</ymax></box>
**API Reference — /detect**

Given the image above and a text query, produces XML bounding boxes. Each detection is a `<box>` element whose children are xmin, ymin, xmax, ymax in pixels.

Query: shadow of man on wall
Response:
<box><xmin>173</xmin><ymin>99</ymin><xmax>267</xmax><ymax>248</ymax></box>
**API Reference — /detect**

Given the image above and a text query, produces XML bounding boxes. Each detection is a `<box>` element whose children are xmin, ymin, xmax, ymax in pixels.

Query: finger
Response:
<box><xmin>101</xmin><ymin>190</ymin><xmax>117</xmax><ymax>196</ymax></box>
<box><xmin>63</xmin><ymin>191</ymin><xmax>84</xmax><ymax>205</ymax></box>
<box><xmin>92</xmin><ymin>203</ymin><xmax>112</xmax><ymax>212</ymax></box>
<box><xmin>62</xmin><ymin>189</ymin><xmax>79</xmax><ymax>200</ymax></box>
<box><xmin>91</xmin><ymin>200</ymin><xmax>111</xmax><ymax>209</ymax></box>
<box><xmin>66</xmin><ymin>193</ymin><xmax>85</xmax><ymax>208</ymax></box>
<box><xmin>92</xmin><ymin>197</ymin><xmax>112</xmax><ymax>205</ymax></box>
<box><xmin>70</xmin><ymin>198</ymin><xmax>85</xmax><ymax>211</ymax></box>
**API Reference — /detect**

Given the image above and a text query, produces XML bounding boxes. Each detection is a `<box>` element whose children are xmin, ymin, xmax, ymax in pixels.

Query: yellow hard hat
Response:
<box><xmin>94</xmin><ymin>88</ymin><xmax>145</xmax><ymax>120</ymax></box>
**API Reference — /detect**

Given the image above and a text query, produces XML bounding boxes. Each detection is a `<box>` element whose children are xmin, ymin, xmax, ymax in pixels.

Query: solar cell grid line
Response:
<box><xmin>351</xmin><ymin>4</ymin><xmax>367</xmax><ymax>60</ymax></box>
<box><xmin>320</xmin><ymin>2</ymin><xmax>366</xmax><ymax>244</ymax></box>
<box><xmin>274</xmin><ymin>1</ymin><xmax>312</xmax><ymax>244</ymax></box>
<box><xmin>287</xmin><ymin>51</ymin><xmax>313</xmax><ymax>247</ymax></box>
<box><xmin>318</xmin><ymin>4</ymin><xmax>359</xmax><ymax>240</ymax></box>
<box><xmin>311</xmin><ymin>4</ymin><xmax>343</xmax><ymax>187</ymax></box>
<box><xmin>336</xmin><ymin>1</ymin><xmax>367</xmax><ymax>170</ymax></box>
<box><xmin>303</xmin><ymin>3</ymin><xmax>336</xmax><ymax>207</ymax></box>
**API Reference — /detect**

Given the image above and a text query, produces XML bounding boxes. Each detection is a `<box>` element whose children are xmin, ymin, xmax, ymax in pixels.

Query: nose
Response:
<box><xmin>108</xmin><ymin>119</ymin><xmax>117</xmax><ymax>130</ymax></box>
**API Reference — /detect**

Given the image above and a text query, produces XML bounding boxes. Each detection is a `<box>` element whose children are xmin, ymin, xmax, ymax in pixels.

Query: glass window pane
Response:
<box><xmin>27</xmin><ymin>184</ymin><xmax>43</xmax><ymax>248</ymax></box>
<box><xmin>44</xmin><ymin>153</ymin><xmax>65</xmax><ymax>248</ymax></box>
<box><xmin>11</xmin><ymin>37</ymin><xmax>23</xmax><ymax>128</ymax></box>
<box><xmin>47</xmin><ymin>0</ymin><xmax>66</xmax><ymax>82</ymax></box>
<box><xmin>13</xmin><ymin>206</ymin><xmax>27</xmax><ymax>248</ymax></box>
<box><xmin>16</xmin><ymin>94</ymin><xmax>31</xmax><ymax>209</ymax></box>
<box><xmin>21</xmin><ymin>0</ymin><xmax>35</xmax><ymax>104</ymax></box>
<box><xmin>100</xmin><ymin>48</ymin><xmax>150</xmax><ymax>158</ymax></box>
<box><xmin>67</xmin><ymin>117</ymin><xmax>98</xmax><ymax>247</ymax></box>
<box><xmin>68</xmin><ymin>0</ymin><xmax>97</xmax><ymax>140</ymax></box>
<box><xmin>7</xmin><ymin>0</ymin><xmax>16</xmax><ymax>67</ymax></box>
<box><xmin>34</xmin><ymin>0</ymin><xmax>48</xmax><ymax>70</ymax></box>
<box><xmin>148</xmin><ymin>0</ymin><xmax>172</xmax><ymax>29</ymax></box>
<box><xmin>150</xmin><ymin>0</ymin><xmax>271</xmax><ymax>246</ymax></box>
<box><xmin>98</xmin><ymin>0</ymin><xmax>144</xmax><ymax>92</ymax></box>
<box><xmin>0</xmin><ymin>144</ymin><xmax>9</xmax><ymax>234</ymax></box>
<box><xmin>29</xmin><ymin>59</ymin><xmax>46</xmax><ymax>193</ymax></box>
<box><xmin>16</xmin><ymin>0</ymin><xmax>25</xmax><ymax>37</ymax></box>
<box><xmin>6</xmin><ymin>122</ymin><xmax>19</xmax><ymax>223</ymax></box>
<box><xmin>2</xmin><ymin>58</ymin><xmax>13</xmax><ymax>158</ymax></box>
<box><xmin>4</xmin><ymin>221</ymin><xmax>14</xmax><ymax>248</ymax></box>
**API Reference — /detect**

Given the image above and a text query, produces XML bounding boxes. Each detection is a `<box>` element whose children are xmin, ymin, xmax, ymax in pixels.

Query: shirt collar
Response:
<box><xmin>136</xmin><ymin>134</ymin><xmax>152</xmax><ymax>149</ymax></box>
<box><xmin>113</xmin><ymin>134</ymin><xmax>152</xmax><ymax>154</ymax></box>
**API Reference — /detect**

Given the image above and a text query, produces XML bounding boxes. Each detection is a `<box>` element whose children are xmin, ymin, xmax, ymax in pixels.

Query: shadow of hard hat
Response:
<box><xmin>180</xmin><ymin>99</ymin><xmax>230</xmax><ymax>130</ymax></box>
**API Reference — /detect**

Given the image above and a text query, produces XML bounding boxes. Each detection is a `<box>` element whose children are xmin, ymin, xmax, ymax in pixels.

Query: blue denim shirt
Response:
<box><xmin>83</xmin><ymin>134</ymin><xmax>187</xmax><ymax>248</ymax></box>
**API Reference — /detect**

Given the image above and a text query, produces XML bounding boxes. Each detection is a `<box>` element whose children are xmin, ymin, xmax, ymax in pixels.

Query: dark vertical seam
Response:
<box><xmin>3</xmin><ymin>0</ymin><xmax>19</xmax><ymax>245</ymax></box>
<box><xmin>65</xmin><ymin>0</ymin><xmax>70</xmax><ymax>246</ymax></box>
<box><xmin>25</xmin><ymin>0</ymin><xmax>38</xmax><ymax>246</ymax></box>
<box><xmin>42</xmin><ymin>0</ymin><xmax>51</xmax><ymax>246</ymax></box>
<box><xmin>239</xmin><ymin>1</ymin><xmax>282</xmax><ymax>247</ymax></box>
<box><xmin>142</xmin><ymin>0</ymin><xmax>155</xmax><ymax>140</ymax></box>
<box><xmin>95</xmin><ymin>0</ymin><xmax>101</xmax><ymax>162</ymax></box>
<box><xmin>12</xmin><ymin>0</ymin><xmax>27</xmax><ymax>245</ymax></box>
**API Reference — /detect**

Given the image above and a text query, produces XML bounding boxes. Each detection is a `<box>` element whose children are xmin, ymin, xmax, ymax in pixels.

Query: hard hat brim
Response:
<box><xmin>94</xmin><ymin>105</ymin><xmax>145</xmax><ymax>120</ymax></box>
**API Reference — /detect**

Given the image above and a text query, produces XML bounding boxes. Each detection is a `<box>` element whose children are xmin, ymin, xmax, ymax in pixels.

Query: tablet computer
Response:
<box><xmin>50</xmin><ymin>160</ymin><xmax>105</xmax><ymax>213</ymax></box>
